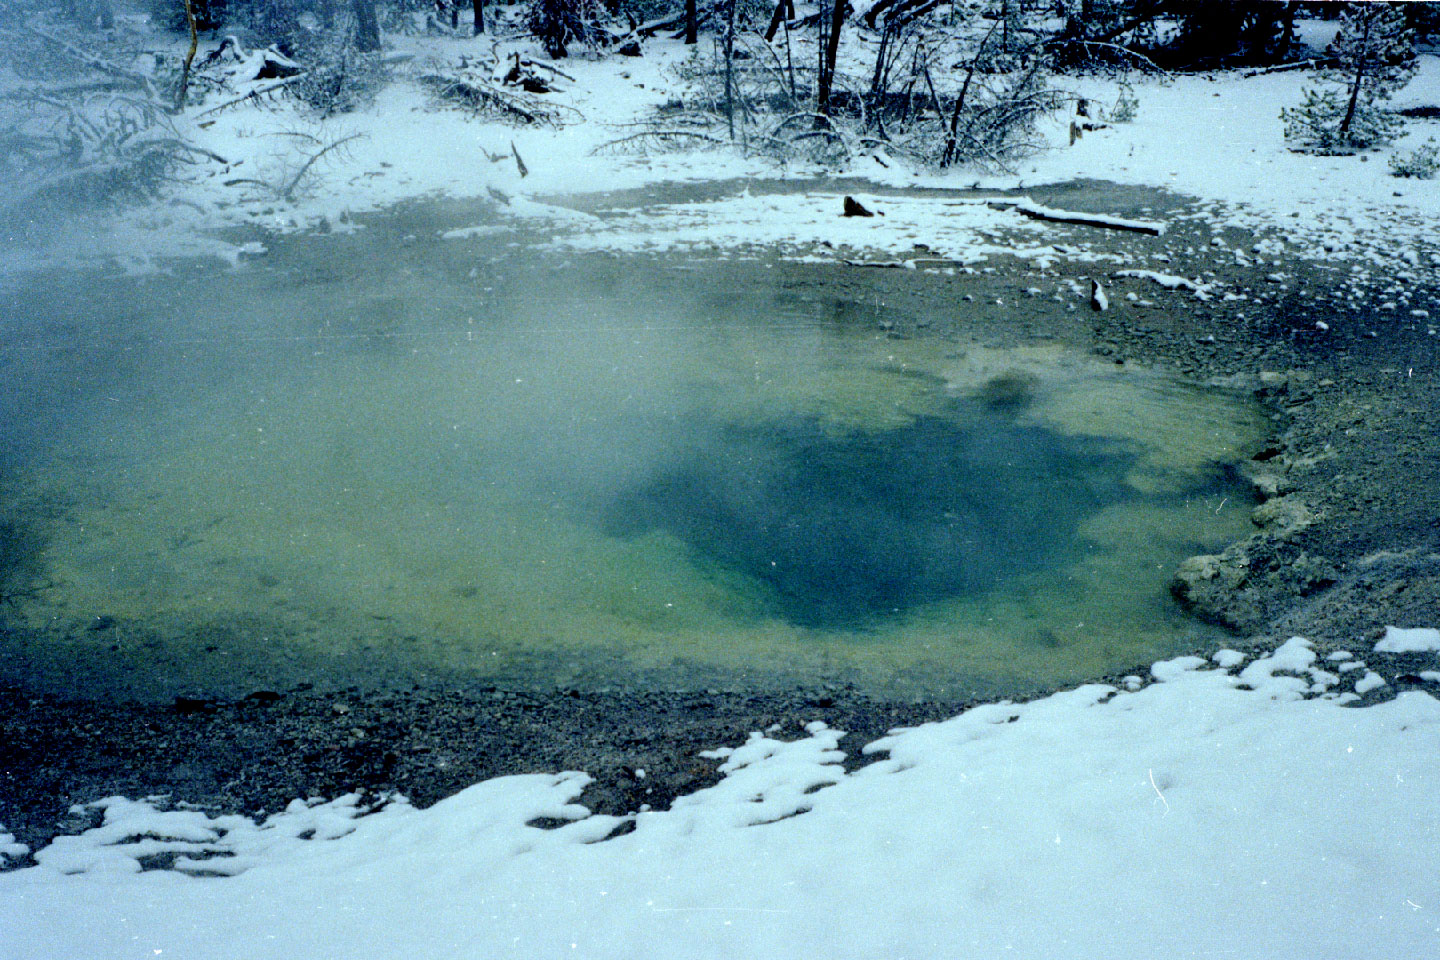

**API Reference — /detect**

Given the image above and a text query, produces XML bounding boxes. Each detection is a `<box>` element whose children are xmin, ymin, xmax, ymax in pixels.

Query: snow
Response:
<box><xmin>1114</xmin><ymin>268</ymin><xmax>1214</xmax><ymax>299</ymax></box>
<box><xmin>542</xmin><ymin>191</ymin><xmax>1055</xmax><ymax>263</ymax></box>
<box><xmin>1354</xmin><ymin>671</ymin><xmax>1389</xmax><ymax>695</ymax></box>
<box><xmin>1006</xmin><ymin>56</ymin><xmax>1440</xmax><ymax>261</ymax></box>
<box><xmin>1375</xmin><ymin>626</ymin><xmax>1440</xmax><ymax>653</ymax></box>
<box><xmin>7</xmin><ymin>29</ymin><xmax>1439</xmax><ymax>279</ymax></box>
<box><xmin>2</xmin><ymin>638</ymin><xmax>1438</xmax><ymax>959</ymax></box>
<box><xmin>0</xmin><ymin>830</ymin><xmax>27</xmax><ymax>864</ymax></box>
<box><xmin>1212</xmin><ymin>649</ymin><xmax>1246</xmax><ymax>668</ymax></box>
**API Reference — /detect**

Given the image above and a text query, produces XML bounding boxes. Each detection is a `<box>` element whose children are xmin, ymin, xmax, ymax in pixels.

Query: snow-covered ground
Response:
<box><xmin>2</xmin><ymin>634</ymin><xmax>1438</xmax><ymax>958</ymax></box>
<box><xmin>8</xmin><ymin>20</ymin><xmax>1440</xmax><ymax>277</ymax></box>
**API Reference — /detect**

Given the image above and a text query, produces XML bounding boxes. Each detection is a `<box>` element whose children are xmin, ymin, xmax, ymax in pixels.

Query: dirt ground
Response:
<box><xmin>3</xmin><ymin>180</ymin><xmax>1438</xmax><ymax>863</ymax></box>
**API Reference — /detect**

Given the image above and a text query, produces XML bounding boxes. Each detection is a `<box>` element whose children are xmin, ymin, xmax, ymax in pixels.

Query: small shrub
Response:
<box><xmin>1110</xmin><ymin>84</ymin><xmax>1138</xmax><ymax>123</ymax></box>
<box><xmin>1282</xmin><ymin>86</ymin><xmax>1402</xmax><ymax>154</ymax></box>
<box><xmin>1390</xmin><ymin>138</ymin><xmax>1440</xmax><ymax>178</ymax></box>
<box><xmin>1282</xmin><ymin>4</ymin><xmax>1416</xmax><ymax>154</ymax></box>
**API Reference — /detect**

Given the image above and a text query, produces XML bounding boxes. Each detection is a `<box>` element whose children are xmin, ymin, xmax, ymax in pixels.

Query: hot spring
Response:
<box><xmin>0</xmin><ymin>205</ymin><xmax>1268</xmax><ymax>700</ymax></box>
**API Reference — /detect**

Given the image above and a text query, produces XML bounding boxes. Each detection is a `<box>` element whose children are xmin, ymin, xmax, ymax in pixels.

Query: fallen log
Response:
<box><xmin>193</xmin><ymin>76</ymin><xmax>303</xmax><ymax>118</ymax></box>
<box><xmin>990</xmin><ymin>197</ymin><xmax>1165</xmax><ymax>235</ymax></box>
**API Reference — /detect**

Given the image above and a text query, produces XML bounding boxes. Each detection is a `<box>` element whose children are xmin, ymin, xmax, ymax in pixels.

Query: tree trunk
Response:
<box><xmin>175</xmin><ymin>0</ymin><xmax>198</xmax><ymax>111</ymax></box>
<box><xmin>816</xmin><ymin>0</ymin><xmax>846</xmax><ymax>120</ymax></box>
<box><xmin>1338</xmin><ymin>15</ymin><xmax>1374</xmax><ymax>143</ymax></box>
<box><xmin>353</xmin><ymin>0</ymin><xmax>381</xmax><ymax>53</ymax></box>
<box><xmin>473</xmin><ymin>0</ymin><xmax>484</xmax><ymax>34</ymax></box>
<box><xmin>765</xmin><ymin>0</ymin><xmax>787</xmax><ymax>42</ymax></box>
<box><xmin>685</xmin><ymin>0</ymin><xmax>697</xmax><ymax>44</ymax></box>
<box><xmin>723</xmin><ymin>0</ymin><xmax>737</xmax><ymax>139</ymax></box>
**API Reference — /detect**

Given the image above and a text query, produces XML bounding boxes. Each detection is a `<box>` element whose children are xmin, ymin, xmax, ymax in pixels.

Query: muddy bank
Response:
<box><xmin>3</xmin><ymin>179</ymin><xmax>1438</xmax><ymax>860</ymax></box>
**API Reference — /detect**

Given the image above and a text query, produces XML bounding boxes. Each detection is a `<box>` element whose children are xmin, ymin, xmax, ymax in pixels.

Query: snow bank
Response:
<box><xmin>1375</xmin><ymin>626</ymin><xmax>1440</xmax><ymax>653</ymax></box>
<box><xmin>1002</xmin><ymin>56</ymin><xmax>1440</xmax><ymax>261</ymax></box>
<box><xmin>2</xmin><ymin>637</ymin><xmax>1437</xmax><ymax>960</ymax></box>
<box><xmin>541</xmin><ymin>191</ymin><xmax>1057</xmax><ymax>263</ymax></box>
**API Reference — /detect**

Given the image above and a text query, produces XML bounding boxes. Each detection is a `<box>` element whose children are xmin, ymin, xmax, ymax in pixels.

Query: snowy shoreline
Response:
<box><xmin>2</xmin><ymin>632</ymin><xmax>1438</xmax><ymax>958</ymax></box>
<box><xmin>4</xmin><ymin>25</ymin><xmax>1439</xmax><ymax>280</ymax></box>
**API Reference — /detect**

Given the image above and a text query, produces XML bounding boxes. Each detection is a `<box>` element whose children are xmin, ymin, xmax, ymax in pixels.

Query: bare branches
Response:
<box><xmin>281</xmin><ymin>132</ymin><xmax>363</xmax><ymax>200</ymax></box>
<box><xmin>17</xmin><ymin>21</ymin><xmax>158</xmax><ymax>99</ymax></box>
<box><xmin>193</xmin><ymin>77</ymin><xmax>305</xmax><ymax>119</ymax></box>
<box><xmin>418</xmin><ymin>73</ymin><xmax>578</xmax><ymax>127</ymax></box>
<box><xmin>222</xmin><ymin>129</ymin><xmax>365</xmax><ymax>202</ymax></box>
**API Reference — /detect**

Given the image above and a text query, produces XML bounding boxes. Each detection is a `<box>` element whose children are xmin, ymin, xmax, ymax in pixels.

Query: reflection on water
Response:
<box><xmin>0</xmin><ymin>209</ymin><xmax>1267</xmax><ymax>699</ymax></box>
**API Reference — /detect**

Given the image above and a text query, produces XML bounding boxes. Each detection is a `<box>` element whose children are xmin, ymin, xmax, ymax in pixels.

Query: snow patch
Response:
<box><xmin>1375</xmin><ymin>626</ymin><xmax>1440</xmax><ymax>653</ymax></box>
<box><xmin>1354</xmin><ymin>671</ymin><xmax>1388</xmax><ymax>696</ymax></box>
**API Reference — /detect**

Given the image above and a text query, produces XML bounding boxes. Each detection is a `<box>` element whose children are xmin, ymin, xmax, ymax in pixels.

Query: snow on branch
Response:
<box><xmin>1114</xmin><ymin>269</ymin><xmax>1213</xmax><ymax>300</ymax></box>
<box><xmin>990</xmin><ymin>198</ymin><xmax>1166</xmax><ymax>235</ymax></box>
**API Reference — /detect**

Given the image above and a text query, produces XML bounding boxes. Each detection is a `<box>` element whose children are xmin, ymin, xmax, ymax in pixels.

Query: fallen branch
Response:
<box><xmin>282</xmin><ymin>132</ymin><xmax>363</xmax><ymax>200</ymax></box>
<box><xmin>193</xmin><ymin>76</ymin><xmax>305</xmax><ymax>118</ymax></box>
<box><xmin>842</xmin><ymin>257</ymin><xmax>963</xmax><ymax>268</ymax></box>
<box><xmin>592</xmin><ymin>129</ymin><xmax>724</xmax><ymax>154</ymax></box>
<box><xmin>417</xmin><ymin>74</ymin><xmax>570</xmax><ymax>126</ymax></box>
<box><xmin>634</xmin><ymin>10</ymin><xmax>686</xmax><ymax>37</ymax></box>
<box><xmin>1243</xmin><ymin>58</ymin><xmax>1335</xmax><ymax>78</ymax></box>
<box><xmin>21</xmin><ymin>22</ymin><xmax>158</xmax><ymax>98</ymax></box>
<box><xmin>1114</xmin><ymin>268</ymin><xmax>1213</xmax><ymax>299</ymax></box>
<box><xmin>991</xmin><ymin>197</ymin><xmax>1165</xmax><ymax>235</ymax></box>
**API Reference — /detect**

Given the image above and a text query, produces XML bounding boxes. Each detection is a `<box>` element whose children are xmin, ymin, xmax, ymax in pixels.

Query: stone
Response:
<box><xmin>1251</xmin><ymin>496</ymin><xmax>1315</xmax><ymax>534</ymax></box>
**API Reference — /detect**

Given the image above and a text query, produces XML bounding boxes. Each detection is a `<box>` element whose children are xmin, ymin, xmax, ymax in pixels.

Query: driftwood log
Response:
<box><xmin>990</xmin><ymin>198</ymin><xmax>1165</xmax><ymax>235</ymax></box>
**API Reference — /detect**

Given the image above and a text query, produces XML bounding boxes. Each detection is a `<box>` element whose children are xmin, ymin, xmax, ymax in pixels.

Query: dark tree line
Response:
<box><xmin>124</xmin><ymin>1</ymin><xmax>1437</xmax><ymax>69</ymax></box>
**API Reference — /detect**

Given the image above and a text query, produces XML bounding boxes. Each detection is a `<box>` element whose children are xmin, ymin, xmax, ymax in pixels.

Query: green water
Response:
<box><xmin>0</xmin><ymin>208</ymin><xmax>1267</xmax><ymax>699</ymax></box>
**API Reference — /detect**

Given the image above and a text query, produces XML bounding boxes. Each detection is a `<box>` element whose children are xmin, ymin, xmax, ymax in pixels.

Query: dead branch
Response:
<box><xmin>282</xmin><ymin>131</ymin><xmax>363</xmax><ymax>200</ymax></box>
<box><xmin>990</xmin><ymin>198</ymin><xmax>1165</xmax><ymax>235</ymax></box>
<box><xmin>1242</xmin><ymin>58</ymin><xmax>1335</xmax><ymax>78</ymax></box>
<box><xmin>418</xmin><ymin>74</ymin><xmax>570</xmax><ymax>126</ymax></box>
<box><xmin>592</xmin><ymin>128</ymin><xmax>724</xmax><ymax>154</ymax></box>
<box><xmin>193</xmin><ymin>76</ymin><xmax>305</xmax><ymax>119</ymax></box>
<box><xmin>21</xmin><ymin>22</ymin><xmax>158</xmax><ymax>99</ymax></box>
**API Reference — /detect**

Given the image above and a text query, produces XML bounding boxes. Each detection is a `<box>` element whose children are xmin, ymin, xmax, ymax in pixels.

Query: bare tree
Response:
<box><xmin>816</xmin><ymin>0</ymin><xmax>845</xmax><ymax>121</ymax></box>
<box><xmin>353</xmin><ymin>0</ymin><xmax>381</xmax><ymax>53</ymax></box>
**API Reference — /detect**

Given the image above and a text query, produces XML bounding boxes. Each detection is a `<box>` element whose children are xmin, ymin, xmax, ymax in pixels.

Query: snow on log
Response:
<box><xmin>1114</xmin><ymin>269</ymin><xmax>1213</xmax><ymax>300</ymax></box>
<box><xmin>1090</xmin><ymin>279</ymin><xmax>1109</xmax><ymax>311</ymax></box>
<box><xmin>990</xmin><ymin>198</ymin><xmax>1166</xmax><ymax>235</ymax></box>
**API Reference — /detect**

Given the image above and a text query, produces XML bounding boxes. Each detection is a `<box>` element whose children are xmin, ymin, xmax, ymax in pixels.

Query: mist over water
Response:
<box><xmin>0</xmin><ymin>211</ymin><xmax>1267</xmax><ymax>699</ymax></box>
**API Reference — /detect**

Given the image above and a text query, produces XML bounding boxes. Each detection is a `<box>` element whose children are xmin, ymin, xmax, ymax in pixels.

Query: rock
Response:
<box><xmin>1251</xmin><ymin>496</ymin><xmax>1315</xmax><ymax>534</ymax></box>
<box><xmin>1248</xmin><ymin>473</ymin><xmax>1291</xmax><ymax>497</ymax></box>
<box><xmin>842</xmin><ymin>196</ymin><xmax>875</xmax><ymax>218</ymax></box>
<box><xmin>1173</xmin><ymin>553</ymin><xmax>1225</xmax><ymax>590</ymax></box>
<box><xmin>173</xmin><ymin>696</ymin><xmax>213</xmax><ymax>715</ymax></box>
<box><xmin>1090</xmin><ymin>279</ymin><xmax>1109</xmax><ymax>312</ymax></box>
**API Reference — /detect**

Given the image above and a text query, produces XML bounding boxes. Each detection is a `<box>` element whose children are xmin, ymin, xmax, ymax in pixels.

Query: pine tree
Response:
<box><xmin>1282</xmin><ymin>3</ymin><xmax>1416</xmax><ymax>154</ymax></box>
<box><xmin>525</xmin><ymin>0</ymin><xmax>604</xmax><ymax>59</ymax></box>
